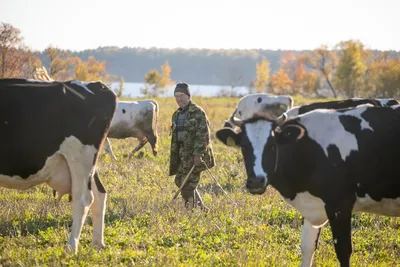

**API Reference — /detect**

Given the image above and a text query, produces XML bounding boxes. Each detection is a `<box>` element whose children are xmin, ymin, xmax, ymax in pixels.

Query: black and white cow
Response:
<box><xmin>285</xmin><ymin>98</ymin><xmax>399</xmax><ymax>119</ymax></box>
<box><xmin>354</xmin><ymin>97</ymin><xmax>399</xmax><ymax>107</ymax></box>
<box><xmin>0</xmin><ymin>78</ymin><xmax>117</xmax><ymax>253</ymax></box>
<box><xmin>103</xmin><ymin>100</ymin><xmax>159</xmax><ymax>159</ymax></box>
<box><xmin>223</xmin><ymin>93</ymin><xmax>293</xmax><ymax>128</ymax></box>
<box><xmin>216</xmin><ymin>104</ymin><xmax>400</xmax><ymax>267</ymax></box>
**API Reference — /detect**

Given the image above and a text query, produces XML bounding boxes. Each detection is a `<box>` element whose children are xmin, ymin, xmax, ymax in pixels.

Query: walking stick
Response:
<box><xmin>195</xmin><ymin>188</ymin><xmax>210</xmax><ymax>211</ymax></box>
<box><xmin>204</xmin><ymin>163</ymin><xmax>238</xmax><ymax>206</ymax></box>
<box><xmin>171</xmin><ymin>164</ymin><xmax>196</xmax><ymax>201</ymax></box>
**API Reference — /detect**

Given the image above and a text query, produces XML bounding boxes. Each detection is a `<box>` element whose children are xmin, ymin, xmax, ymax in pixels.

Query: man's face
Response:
<box><xmin>175</xmin><ymin>92</ymin><xmax>190</xmax><ymax>108</ymax></box>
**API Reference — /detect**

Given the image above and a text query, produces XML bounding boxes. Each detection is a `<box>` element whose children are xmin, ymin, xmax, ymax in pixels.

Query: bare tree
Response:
<box><xmin>0</xmin><ymin>22</ymin><xmax>24</xmax><ymax>78</ymax></box>
<box><xmin>219</xmin><ymin>62</ymin><xmax>243</xmax><ymax>97</ymax></box>
<box><xmin>304</xmin><ymin>46</ymin><xmax>338</xmax><ymax>98</ymax></box>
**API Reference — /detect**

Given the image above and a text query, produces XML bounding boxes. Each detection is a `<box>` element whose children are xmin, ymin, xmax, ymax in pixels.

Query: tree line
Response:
<box><xmin>1</xmin><ymin>22</ymin><xmax>400</xmax><ymax>98</ymax></box>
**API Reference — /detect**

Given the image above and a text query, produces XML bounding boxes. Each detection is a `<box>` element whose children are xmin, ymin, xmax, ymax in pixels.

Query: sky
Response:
<box><xmin>1</xmin><ymin>0</ymin><xmax>399</xmax><ymax>52</ymax></box>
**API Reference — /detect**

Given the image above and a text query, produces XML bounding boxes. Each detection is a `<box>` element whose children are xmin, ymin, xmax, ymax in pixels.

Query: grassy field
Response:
<box><xmin>0</xmin><ymin>96</ymin><xmax>399</xmax><ymax>266</ymax></box>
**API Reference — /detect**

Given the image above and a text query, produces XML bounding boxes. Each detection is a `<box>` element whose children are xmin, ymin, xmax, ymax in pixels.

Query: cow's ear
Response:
<box><xmin>274</xmin><ymin>124</ymin><xmax>305</xmax><ymax>144</ymax></box>
<box><xmin>216</xmin><ymin>128</ymin><xmax>240</xmax><ymax>147</ymax></box>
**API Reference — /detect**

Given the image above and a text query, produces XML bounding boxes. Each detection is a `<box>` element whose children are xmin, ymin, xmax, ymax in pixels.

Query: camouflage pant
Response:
<box><xmin>174</xmin><ymin>148</ymin><xmax>201</xmax><ymax>201</ymax></box>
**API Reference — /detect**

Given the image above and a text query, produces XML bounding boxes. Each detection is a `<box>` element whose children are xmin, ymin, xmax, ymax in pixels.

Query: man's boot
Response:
<box><xmin>183</xmin><ymin>196</ymin><xmax>195</xmax><ymax>210</ymax></box>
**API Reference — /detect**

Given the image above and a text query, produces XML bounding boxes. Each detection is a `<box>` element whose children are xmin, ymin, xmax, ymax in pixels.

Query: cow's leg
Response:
<box><xmin>132</xmin><ymin>136</ymin><xmax>148</xmax><ymax>154</ymax></box>
<box><xmin>67</xmin><ymin>163</ymin><xmax>95</xmax><ymax>253</ymax></box>
<box><xmin>325</xmin><ymin>202</ymin><xmax>354</xmax><ymax>267</ymax></box>
<box><xmin>300</xmin><ymin>219</ymin><xmax>322</xmax><ymax>267</ymax></box>
<box><xmin>90</xmin><ymin>170</ymin><xmax>107</xmax><ymax>248</ymax></box>
<box><xmin>146</xmin><ymin>132</ymin><xmax>158</xmax><ymax>156</ymax></box>
<box><xmin>67</xmin><ymin>175</ymin><xmax>94</xmax><ymax>253</ymax></box>
<box><xmin>61</xmin><ymin>141</ymin><xmax>97</xmax><ymax>253</ymax></box>
<box><xmin>103</xmin><ymin>138</ymin><xmax>117</xmax><ymax>160</ymax></box>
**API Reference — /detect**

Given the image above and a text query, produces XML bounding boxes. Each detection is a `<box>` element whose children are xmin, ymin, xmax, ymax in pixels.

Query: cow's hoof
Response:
<box><xmin>122</xmin><ymin>153</ymin><xmax>130</xmax><ymax>158</ymax></box>
<box><xmin>64</xmin><ymin>244</ymin><xmax>77</xmax><ymax>255</ymax></box>
<box><xmin>92</xmin><ymin>241</ymin><xmax>106</xmax><ymax>250</ymax></box>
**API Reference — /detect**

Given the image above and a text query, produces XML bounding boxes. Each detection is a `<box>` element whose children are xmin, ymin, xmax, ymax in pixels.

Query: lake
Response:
<box><xmin>110</xmin><ymin>82</ymin><xmax>252</xmax><ymax>98</ymax></box>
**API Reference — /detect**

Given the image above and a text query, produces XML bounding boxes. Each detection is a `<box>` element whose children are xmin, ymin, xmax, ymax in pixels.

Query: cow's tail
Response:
<box><xmin>152</xmin><ymin>100</ymin><xmax>159</xmax><ymax>136</ymax></box>
<box><xmin>151</xmin><ymin>100</ymin><xmax>159</xmax><ymax>154</ymax></box>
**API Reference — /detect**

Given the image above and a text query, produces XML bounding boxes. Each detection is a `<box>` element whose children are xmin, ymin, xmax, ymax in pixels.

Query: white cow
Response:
<box><xmin>224</xmin><ymin>93</ymin><xmax>293</xmax><ymax>128</ymax></box>
<box><xmin>103</xmin><ymin>100</ymin><xmax>159</xmax><ymax>159</ymax></box>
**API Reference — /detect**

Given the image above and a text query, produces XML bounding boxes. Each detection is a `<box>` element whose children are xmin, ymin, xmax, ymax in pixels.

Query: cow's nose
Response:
<box><xmin>246</xmin><ymin>175</ymin><xmax>266</xmax><ymax>188</ymax></box>
<box><xmin>246</xmin><ymin>176</ymin><xmax>267</xmax><ymax>195</ymax></box>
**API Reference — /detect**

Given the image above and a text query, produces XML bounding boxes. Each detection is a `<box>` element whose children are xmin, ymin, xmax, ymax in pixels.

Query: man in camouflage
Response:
<box><xmin>169</xmin><ymin>82</ymin><xmax>215</xmax><ymax>210</ymax></box>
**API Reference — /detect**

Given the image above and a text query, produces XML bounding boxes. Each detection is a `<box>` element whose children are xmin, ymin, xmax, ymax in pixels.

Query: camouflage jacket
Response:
<box><xmin>169</xmin><ymin>101</ymin><xmax>215</xmax><ymax>176</ymax></box>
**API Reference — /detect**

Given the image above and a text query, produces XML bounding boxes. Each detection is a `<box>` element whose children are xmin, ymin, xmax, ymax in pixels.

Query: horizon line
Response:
<box><xmin>29</xmin><ymin>44</ymin><xmax>400</xmax><ymax>53</ymax></box>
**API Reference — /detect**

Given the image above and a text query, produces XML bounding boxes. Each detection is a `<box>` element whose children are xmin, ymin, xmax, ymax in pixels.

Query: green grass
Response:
<box><xmin>0</xmin><ymin>96</ymin><xmax>399</xmax><ymax>266</ymax></box>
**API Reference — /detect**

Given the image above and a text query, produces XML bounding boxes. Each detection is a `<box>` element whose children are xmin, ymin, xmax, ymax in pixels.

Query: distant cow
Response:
<box><xmin>223</xmin><ymin>93</ymin><xmax>293</xmax><ymax>128</ymax></box>
<box><xmin>285</xmin><ymin>98</ymin><xmax>399</xmax><ymax>119</ymax></box>
<box><xmin>103</xmin><ymin>100</ymin><xmax>159</xmax><ymax>159</ymax></box>
<box><xmin>0</xmin><ymin>78</ymin><xmax>117</xmax><ymax>253</ymax></box>
<box><xmin>216</xmin><ymin>104</ymin><xmax>400</xmax><ymax>267</ymax></box>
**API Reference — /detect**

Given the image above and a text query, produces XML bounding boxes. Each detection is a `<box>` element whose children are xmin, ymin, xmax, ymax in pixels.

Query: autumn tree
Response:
<box><xmin>365</xmin><ymin>56</ymin><xmax>400</xmax><ymax>98</ymax></box>
<box><xmin>73</xmin><ymin>57</ymin><xmax>90</xmax><ymax>81</ymax></box>
<box><xmin>362</xmin><ymin>52</ymin><xmax>385</xmax><ymax>97</ymax></box>
<box><xmin>72</xmin><ymin>56</ymin><xmax>112</xmax><ymax>83</ymax></box>
<box><xmin>280</xmin><ymin>53</ymin><xmax>311</xmax><ymax>95</ymax></box>
<box><xmin>253</xmin><ymin>58</ymin><xmax>270</xmax><ymax>93</ymax></box>
<box><xmin>333</xmin><ymin>40</ymin><xmax>368</xmax><ymax>97</ymax></box>
<box><xmin>269</xmin><ymin>69</ymin><xmax>293</xmax><ymax>94</ymax></box>
<box><xmin>375</xmin><ymin>58</ymin><xmax>400</xmax><ymax>98</ymax></box>
<box><xmin>0</xmin><ymin>22</ymin><xmax>22</xmax><ymax>78</ymax></box>
<box><xmin>304</xmin><ymin>45</ymin><xmax>338</xmax><ymax>98</ymax></box>
<box><xmin>141</xmin><ymin>61</ymin><xmax>174</xmax><ymax>97</ymax></box>
<box><xmin>44</xmin><ymin>47</ymin><xmax>115</xmax><ymax>84</ymax></box>
<box><xmin>141</xmin><ymin>70</ymin><xmax>162</xmax><ymax>97</ymax></box>
<box><xmin>159</xmin><ymin>60</ymin><xmax>174</xmax><ymax>88</ymax></box>
<box><xmin>302</xmin><ymin>71</ymin><xmax>320</xmax><ymax>96</ymax></box>
<box><xmin>0</xmin><ymin>22</ymin><xmax>41</xmax><ymax>78</ymax></box>
<box><xmin>45</xmin><ymin>46</ymin><xmax>73</xmax><ymax>80</ymax></box>
<box><xmin>361</xmin><ymin>51</ymin><xmax>400</xmax><ymax>98</ymax></box>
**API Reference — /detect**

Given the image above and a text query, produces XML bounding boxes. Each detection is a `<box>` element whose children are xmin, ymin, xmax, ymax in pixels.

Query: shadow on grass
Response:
<box><xmin>0</xmin><ymin>197</ymin><xmax>135</xmax><ymax>238</ymax></box>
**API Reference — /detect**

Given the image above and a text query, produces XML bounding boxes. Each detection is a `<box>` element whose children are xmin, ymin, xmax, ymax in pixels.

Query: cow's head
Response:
<box><xmin>216</xmin><ymin>114</ymin><xmax>305</xmax><ymax>195</ymax></box>
<box><xmin>235</xmin><ymin>94</ymin><xmax>293</xmax><ymax>121</ymax></box>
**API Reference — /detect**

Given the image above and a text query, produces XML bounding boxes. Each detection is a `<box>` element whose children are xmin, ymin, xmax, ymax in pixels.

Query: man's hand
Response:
<box><xmin>193</xmin><ymin>155</ymin><xmax>204</xmax><ymax>166</ymax></box>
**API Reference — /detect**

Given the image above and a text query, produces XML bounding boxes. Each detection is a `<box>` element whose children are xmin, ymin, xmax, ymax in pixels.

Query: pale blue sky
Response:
<box><xmin>1</xmin><ymin>0</ymin><xmax>399</xmax><ymax>51</ymax></box>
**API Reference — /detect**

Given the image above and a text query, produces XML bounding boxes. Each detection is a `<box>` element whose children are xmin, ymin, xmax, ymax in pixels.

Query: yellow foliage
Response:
<box><xmin>334</xmin><ymin>40</ymin><xmax>368</xmax><ymax>97</ymax></box>
<box><xmin>160</xmin><ymin>61</ymin><xmax>174</xmax><ymax>87</ymax></box>
<box><xmin>269</xmin><ymin>69</ymin><xmax>293</xmax><ymax>94</ymax></box>
<box><xmin>364</xmin><ymin>57</ymin><xmax>400</xmax><ymax>97</ymax></box>
<box><xmin>253</xmin><ymin>58</ymin><xmax>270</xmax><ymax>93</ymax></box>
<box><xmin>141</xmin><ymin>61</ymin><xmax>173</xmax><ymax>97</ymax></box>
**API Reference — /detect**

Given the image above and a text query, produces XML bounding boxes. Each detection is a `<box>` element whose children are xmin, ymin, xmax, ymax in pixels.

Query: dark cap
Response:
<box><xmin>174</xmin><ymin>82</ymin><xmax>191</xmax><ymax>97</ymax></box>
